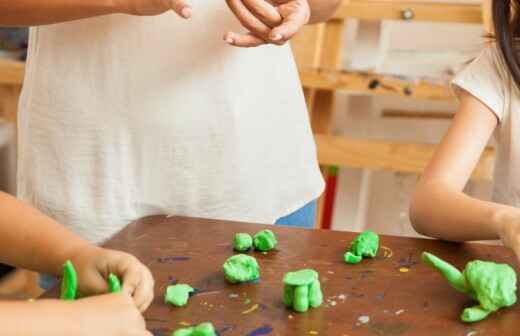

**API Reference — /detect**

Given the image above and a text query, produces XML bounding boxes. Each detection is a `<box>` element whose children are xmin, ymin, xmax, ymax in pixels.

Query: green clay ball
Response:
<box><xmin>165</xmin><ymin>284</ymin><xmax>195</xmax><ymax>307</ymax></box>
<box><xmin>61</xmin><ymin>260</ymin><xmax>78</xmax><ymax>301</ymax></box>
<box><xmin>223</xmin><ymin>254</ymin><xmax>260</xmax><ymax>284</ymax></box>
<box><xmin>108</xmin><ymin>273</ymin><xmax>122</xmax><ymax>293</ymax></box>
<box><xmin>422</xmin><ymin>252</ymin><xmax>518</xmax><ymax>323</ymax></box>
<box><xmin>233</xmin><ymin>233</ymin><xmax>253</xmax><ymax>252</ymax></box>
<box><xmin>253</xmin><ymin>229</ymin><xmax>278</xmax><ymax>252</ymax></box>
<box><xmin>344</xmin><ymin>231</ymin><xmax>379</xmax><ymax>264</ymax></box>
<box><xmin>172</xmin><ymin>322</ymin><xmax>216</xmax><ymax>336</ymax></box>
<box><xmin>283</xmin><ymin>269</ymin><xmax>323</xmax><ymax>313</ymax></box>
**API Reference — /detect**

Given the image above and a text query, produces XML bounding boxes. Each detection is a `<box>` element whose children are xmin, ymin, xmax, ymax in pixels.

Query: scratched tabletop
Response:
<box><xmin>48</xmin><ymin>216</ymin><xmax>520</xmax><ymax>335</ymax></box>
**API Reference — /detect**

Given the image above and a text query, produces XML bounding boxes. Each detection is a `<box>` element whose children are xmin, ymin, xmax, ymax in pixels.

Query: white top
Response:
<box><xmin>17</xmin><ymin>2</ymin><xmax>324</xmax><ymax>243</ymax></box>
<box><xmin>452</xmin><ymin>46</ymin><xmax>520</xmax><ymax>208</ymax></box>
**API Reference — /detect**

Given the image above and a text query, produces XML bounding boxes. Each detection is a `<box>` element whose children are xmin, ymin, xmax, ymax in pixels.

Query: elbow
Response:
<box><xmin>409</xmin><ymin>187</ymin><xmax>435</xmax><ymax>237</ymax></box>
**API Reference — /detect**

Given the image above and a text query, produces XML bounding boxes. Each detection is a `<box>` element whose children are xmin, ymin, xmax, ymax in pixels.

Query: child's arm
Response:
<box><xmin>410</xmin><ymin>90</ymin><xmax>520</xmax><ymax>257</ymax></box>
<box><xmin>0</xmin><ymin>191</ymin><xmax>154</xmax><ymax>311</ymax></box>
<box><xmin>0</xmin><ymin>292</ymin><xmax>152</xmax><ymax>336</ymax></box>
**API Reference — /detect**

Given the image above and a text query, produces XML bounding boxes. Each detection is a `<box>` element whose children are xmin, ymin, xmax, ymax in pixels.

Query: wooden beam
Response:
<box><xmin>382</xmin><ymin>109</ymin><xmax>455</xmax><ymax>120</ymax></box>
<box><xmin>335</xmin><ymin>0</ymin><xmax>483</xmax><ymax>24</ymax></box>
<box><xmin>315</xmin><ymin>134</ymin><xmax>495</xmax><ymax>181</ymax></box>
<box><xmin>0</xmin><ymin>59</ymin><xmax>24</xmax><ymax>86</ymax></box>
<box><xmin>300</xmin><ymin>68</ymin><xmax>454</xmax><ymax>101</ymax></box>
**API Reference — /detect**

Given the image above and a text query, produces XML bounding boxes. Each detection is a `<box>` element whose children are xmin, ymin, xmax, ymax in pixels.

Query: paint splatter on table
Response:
<box><xmin>43</xmin><ymin>216</ymin><xmax>520</xmax><ymax>335</ymax></box>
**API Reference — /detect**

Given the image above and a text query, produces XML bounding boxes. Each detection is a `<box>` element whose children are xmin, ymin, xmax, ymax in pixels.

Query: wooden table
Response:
<box><xmin>47</xmin><ymin>216</ymin><xmax>520</xmax><ymax>335</ymax></box>
<box><xmin>0</xmin><ymin>58</ymin><xmax>24</xmax><ymax>123</ymax></box>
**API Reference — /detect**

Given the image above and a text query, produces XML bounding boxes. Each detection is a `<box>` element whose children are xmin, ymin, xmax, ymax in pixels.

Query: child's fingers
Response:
<box><xmin>169</xmin><ymin>0</ymin><xmax>192</xmax><ymax>19</ymax></box>
<box><xmin>226</xmin><ymin>0</ymin><xmax>272</xmax><ymax>38</ymax></box>
<box><xmin>269</xmin><ymin>6</ymin><xmax>309</xmax><ymax>43</ymax></box>
<box><xmin>223</xmin><ymin>32</ymin><xmax>266</xmax><ymax>48</ymax></box>
<box><xmin>242</xmin><ymin>0</ymin><xmax>283</xmax><ymax>27</ymax></box>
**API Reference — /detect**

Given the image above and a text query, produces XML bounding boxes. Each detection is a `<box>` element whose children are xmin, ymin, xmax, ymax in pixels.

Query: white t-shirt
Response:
<box><xmin>17</xmin><ymin>2</ymin><xmax>324</xmax><ymax>243</ymax></box>
<box><xmin>452</xmin><ymin>45</ymin><xmax>520</xmax><ymax>208</ymax></box>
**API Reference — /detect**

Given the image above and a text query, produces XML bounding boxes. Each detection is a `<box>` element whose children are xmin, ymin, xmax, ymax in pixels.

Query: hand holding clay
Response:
<box><xmin>344</xmin><ymin>231</ymin><xmax>379</xmax><ymax>264</ymax></box>
<box><xmin>165</xmin><ymin>284</ymin><xmax>195</xmax><ymax>307</ymax></box>
<box><xmin>283</xmin><ymin>269</ymin><xmax>323</xmax><ymax>313</ymax></box>
<box><xmin>173</xmin><ymin>322</ymin><xmax>216</xmax><ymax>336</ymax></box>
<box><xmin>61</xmin><ymin>260</ymin><xmax>121</xmax><ymax>301</ymax></box>
<box><xmin>422</xmin><ymin>252</ymin><xmax>518</xmax><ymax>322</ymax></box>
<box><xmin>253</xmin><ymin>229</ymin><xmax>278</xmax><ymax>252</ymax></box>
<box><xmin>223</xmin><ymin>254</ymin><xmax>260</xmax><ymax>283</ymax></box>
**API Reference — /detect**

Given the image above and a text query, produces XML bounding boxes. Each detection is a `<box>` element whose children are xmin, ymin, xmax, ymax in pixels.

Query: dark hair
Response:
<box><xmin>494</xmin><ymin>0</ymin><xmax>520</xmax><ymax>88</ymax></box>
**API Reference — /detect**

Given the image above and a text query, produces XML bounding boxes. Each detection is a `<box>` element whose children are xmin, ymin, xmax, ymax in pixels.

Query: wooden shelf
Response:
<box><xmin>0</xmin><ymin>59</ymin><xmax>25</xmax><ymax>86</ymax></box>
<box><xmin>315</xmin><ymin>134</ymin><xmax>495</xmax><ymax>180</ymax></box>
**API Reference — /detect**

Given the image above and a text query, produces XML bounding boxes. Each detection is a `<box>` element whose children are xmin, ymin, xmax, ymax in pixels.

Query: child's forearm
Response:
<box><xmin>410</xmin><ymin>181</ymin><xmax>516</xmax><ymax>242</ymax></box>
<box><xmin>308</xmin><ymin>0</ymin><xmax>341</xmax><ymax>23</ymax></box>
<box><xmin>0</xmin><ymin>192</ymin><xmax>89</xmax><ymax>276</ymax></box>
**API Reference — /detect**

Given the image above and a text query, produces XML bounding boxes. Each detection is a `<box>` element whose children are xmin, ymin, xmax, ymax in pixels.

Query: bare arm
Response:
<box><xmin>410</xmin><ymin>90</ymin><xmax>520</xmax><ymax>258</ymax></box>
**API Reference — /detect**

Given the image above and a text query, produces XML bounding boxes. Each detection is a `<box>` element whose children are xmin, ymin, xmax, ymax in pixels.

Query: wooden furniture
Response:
<box><xmin>0</xmin><ymin>58</ymin><xmax>24</xmax><ymax>123</ymax></box>
<box><xmin>44</xmin><ymin>216</ymin><xmax>520</xmax><ymax>335</ymax></box>
<box><xmin>291</xmin><ymin>0</ymin><xmax>493</xmax><ymax>228</ymax></box>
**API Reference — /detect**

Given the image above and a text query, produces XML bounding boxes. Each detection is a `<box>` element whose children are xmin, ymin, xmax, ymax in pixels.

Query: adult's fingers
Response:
<box><xmin>242</xmin><ymin>0</ymin><xmax>282</xmax><ymax>27</ymax></box>
<box><xmin>269</xmin><ymin>3</ymin><xmax>309</xmax><ymax>43</ymax></box>
<box><xmin>170</xmin><ymin>0</ymin><xmax>192</xmax><ymax>19</ymax></box>
<box><xmin>224</xmin><ymin>31</ymin><xmax>266</xmax><ymax>48</ymax></box>
<box><xmin>226</xmin><ymin>0</ymin><xmax>272</xmax><ymax>38</ymax></box>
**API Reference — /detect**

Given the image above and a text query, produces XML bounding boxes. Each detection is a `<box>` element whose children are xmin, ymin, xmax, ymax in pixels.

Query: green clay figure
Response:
<box><xmin>172</xmin><ymin>322</ymin><xmax>216</xmax><ymax>336</ymax></box>
<box><xmin>165</xmin><ymin>284</ymin><xmax>195</xmax><ymax>307</ymax></box>
<box><xmin>233</xmin><ymin>233</ymin><xmax>253</xmax><ymax>252</ymax></box>
<box><xmin>108</xmin><ymin>273</ymin><xmax>122</xmax><ymax>293</ymax></box>
<box><xmin>61</xmin><ymin>260</ymin><xmax>78</xmax><ymax>300</ymax></box>
<box><xmin>344</xmin><ymin>230</ymin><xmax>379</xmax><ymax>264</ymax></box>
<box><xmin>253</xmin><ymin>229</ymin><xmax>278</xmax><ymax>252</ymax></box>
<box><xmin>283</xmin><ymin>269</ymin><xmax>323</xmax><ymax>313</ymax></box>
<box><xmin>422</xmin><ymin>252</ymin><xmax>518</xmax><ymax>323</ymax></box>
<box><xmin>223</xmin><ymin>254</ymin><xmax>260</xmax><ymax>284</ymax></box>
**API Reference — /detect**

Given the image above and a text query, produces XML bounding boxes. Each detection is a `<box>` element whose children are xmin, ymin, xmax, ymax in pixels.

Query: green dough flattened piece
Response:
<box><xmin>61</xmin><ymin>260</ymin><xmax>78</xmax><ymax>301</ymax></box>
<box><xmin>172</xmin><ymin>322</ymin><xmax>216</xmax><ymax>336</ymax></box>
<box><xmin>253</xmin><ymin>229</ymin><xmax>278</xmax><ymax>252</ymax></box>
<box><xmin>108</xmin><ymin>273</ymin><xmax>122</xmax><ymax>293</ymax></box>
<box><xmin>233</xmin><ymin>233</ymin><xmax>253</xmax><ymax>252</ymax></box>
<box><xmin>344</xmin><ymin>252</ymin><xmax>363</xmax><ymax>264</ymax></box>
<box><xmin>165</xmin><ymin>284</ymin><xmax>195</xmax><ymax>307</ymax></box>
<box><xmin>350</xmin><ymin>230</ymin><xmax>379</xmax><ymax>259</ymax></box>
<box><xmin>284</xmin><ymin>269</ymin><xmax>318</xmax><ymax>286</ymax></box>
<box><xmin>223</xmin><ymin>254</ymin><xmax>260</xmax><ymax>284</ymax></box>
<box><xmin>421</xmin><ymin>252</ymin><xmax>470</xmax><ymax>294</ymax></box>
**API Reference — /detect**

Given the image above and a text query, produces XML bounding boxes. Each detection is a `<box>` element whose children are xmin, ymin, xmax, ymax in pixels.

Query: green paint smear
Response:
<box><xmin>422</xmin><ymin>252</ymin><xmax>518</xmax><ymax>323</ymax></box>
<box><xmin>165</xmin><ymin>284</ymin><xmax>194</xmax><ymax>307</ymax></box>
<box><xmin>223</xmin><ymin>254</ymin><xmax>260</xmax><ymax>284</ymax></box>
<box><xmin>108</xmin><ymin>273</ymin><xmax>122</xmax><ymax>293</ymax></box>
<box><xmin>233</xmin><ymin>233</ymin><xmax>253</xmax><ymax>252</ymax></box>
<box><xmin>172</xmin><ymin>322</ymin><xmax>216</xmax><ymax>336</ymax></box>
<box><xmin>283</xmin><ymin>269</ymin><xmax>323</xmax><ymax>313</ymax></box>
<box><xmin>61</xmin><ymin>260</ymin><xmax>78</xmax><ymax>300</ymax></box>
<box><xmin>253</xmin><ymin>230</ymin><xmax>278</xmax><ymax>252</ymax></box>
<box><xmin>344</xmin><ymin>231</ymin><xmax>379</xmax><ymax>264</ymax></box>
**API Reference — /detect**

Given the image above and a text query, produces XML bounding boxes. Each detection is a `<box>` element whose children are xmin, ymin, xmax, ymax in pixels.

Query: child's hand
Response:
<box><xmin>69</xmin><ymin>246</ymin><xmax>154</xmax><ymax>312</ymax></box>
<box><xmin>224</xmin><ymin>0</ymin><xmax>310</xmax><ymax>47</ymax></box>
<box><xmin>70</xmin><ymin>293</ymin><xmax>152</xmax><ymax>336</ymax></box>
<box><xmin>116</xmin><ymin>0</ymin><xmax>193</xmax><ymax>19</ymax></box>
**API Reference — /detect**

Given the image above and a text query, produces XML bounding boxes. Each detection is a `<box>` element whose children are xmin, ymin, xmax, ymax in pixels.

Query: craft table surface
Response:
<box><xmin>46</xmin><ymin>216</ymin><xmax>520</xmax><ymax>335</ymax></box>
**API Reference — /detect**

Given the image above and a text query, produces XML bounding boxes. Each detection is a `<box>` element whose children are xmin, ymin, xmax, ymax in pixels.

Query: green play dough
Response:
<box><xmin>223</xmin><ymin>254</ymin><xmax>260</xmax><ymax>284</ymax></box>
<box><xmin>172</xmin><ymin>322</ymin><xmax>216</xmax><ymax>336</ymax></box>
<box><xmin>253</xmin><ymin>229</ymin><xmax>278</xmax><ymax>252</ymax></box>
<box><xmin>283</xmin><ymin>269</ymin><xmax>323</xmax><ymax>313</ymax></box>
<box><xmin>233</xmin><ymin>233</ymin><xmax>253</xmax><ymax>252</ymax></box>
<box><xmin>108</xmin><ymin>273</ymin><xmax>121</xmax><ymax>293</ymax></box>
<box><xmin>344</xmin><ymin>231</ymin><xmax>379</xmax><ymax>264</ymax></box>
<box><xmin>165</xmin><ymin>284</ymin><xmax>194</xmax><ymax>307</ymax></box>
<box><xmin>61</xmin><ymin>260</ymin><xmax>78</xmax><ymax>300</ymax></box>
<box><xmin>422</xmin><ymin>252</ymin><xmax>517</xmax><ymax>323</ymax></box>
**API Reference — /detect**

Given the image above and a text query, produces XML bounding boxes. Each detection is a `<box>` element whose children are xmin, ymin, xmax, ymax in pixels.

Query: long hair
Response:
<box><xmin>494</xmin><ymin>0</ymin><xmax>520</xmax><ymax>89</ymax></box>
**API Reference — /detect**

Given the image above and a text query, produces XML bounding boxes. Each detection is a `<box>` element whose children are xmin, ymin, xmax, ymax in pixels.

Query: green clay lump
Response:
<box><xmin>344</xmin><ymin>230</ymin><xmax>379</xmax><ymax>264</ymax></box>
<box><xmin>108</xmin><ymin>273</ymin><xmax>122</xmax><ymax>293</ymax></box>
<box><xmin>233</xmin><ymin>233</ymin><xmax>253</xmax><ymax>252</ymax></box>
<box><xmin>283</xmin><ymin>269</ymin><xmax>323</xmax><ymax>313</ymax></box>
<box><xmin>172</xmin><ymin>322</ymin><xmax>216</xmax><ymax>336</ymax></box>
<box><xmin>253</xmin><ymin>229</ymin><xmax>278</xmax><ymax>252</ymax></box>
<box><xmin>422</xmin><ymin>252</ymin><xmax>517</xmax><ymax>323</ymax></box>
<box><xmin>223</xmin><ymin>254</ymin><xmax>260</xmax><ymax>284</ymax></box>
<box><xmin>61</xmin><ymin>260</ymin><xmax>78</xmax><ymax>300</ymax></box>
<box><xmin>165</xmin><ymin>284</ymin><xmax>195</xmax><ymax>307</ymax></box>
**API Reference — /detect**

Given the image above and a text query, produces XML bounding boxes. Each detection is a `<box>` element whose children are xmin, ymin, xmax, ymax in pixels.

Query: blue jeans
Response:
<box><xmin>275</xmin><ymin>200</ymin><xmax>317</xmax><ymax>229</ymax></box>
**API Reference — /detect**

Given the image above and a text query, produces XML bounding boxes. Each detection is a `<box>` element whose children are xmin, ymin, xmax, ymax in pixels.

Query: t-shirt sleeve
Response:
<box><xmin>452</xmin><ymin>47</ymin><xmax>508</xmax><ymax>122</ymax></box>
